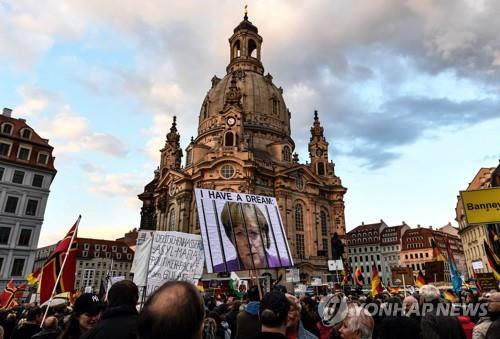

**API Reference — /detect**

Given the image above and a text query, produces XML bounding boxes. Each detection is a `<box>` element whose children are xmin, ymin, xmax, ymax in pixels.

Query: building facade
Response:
<box><xmin>0</xmin><ymin>108</ymin><xmax>56</xmax><ymax>287</ymax></box>
<box><xmin>34</xmin><ymin>237</ymin><xmax>134</xmax><ymax>292</ymax></box>
<box><xmin>138</xmin><ymin>15</ymin><xmax>347</xmax><ymax>282</ymax></box>
<box><xmin>346</xmin><ymin>221</ymin><xmax>387</xmax><ymax>285</ymax></box>
<box><xmin>400</xmin><ymin>225</ymin><xmax>465</xmax><ymax>283</ymax></box>
<box><xmin>379</xmin><ymin>223</ymin><xmax>410</xmax><ymax>284</ymax></box>
<box><xmin>456</xmin><ymin>167</ymin><xmax>496</xmax><ymax>277</ymax></box>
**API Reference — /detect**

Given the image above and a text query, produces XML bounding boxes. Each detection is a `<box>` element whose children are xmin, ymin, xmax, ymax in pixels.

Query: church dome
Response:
<box><xmin>196</xmin><ymin>15</ymin><xmax>293</xmax><ymax>153</ymax></box>
<box><xmin>199</xmin><ymin>70</ymin><xmax>290</xmax><ymax>137</ymax></box>
<box><xmin>233</xmin><ymin>14</ymin><xmax>258</xmax><ymax>34</ymax></box>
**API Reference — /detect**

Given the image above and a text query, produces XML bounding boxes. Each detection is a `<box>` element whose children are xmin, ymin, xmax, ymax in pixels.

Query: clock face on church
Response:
<box><xmin>316</xmin><ymin>148</ymin><xmax>323</xmax><ymax>156</ymax></box>
<box><xmin>227</xmin><ymin>117</ymin><xmax>236</xmax><ymax>126</ymax></box>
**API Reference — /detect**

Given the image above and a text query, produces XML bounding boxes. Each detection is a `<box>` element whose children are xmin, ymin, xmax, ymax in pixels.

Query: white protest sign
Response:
<box><xmin>312</xmin><ymin>276</ymin><xmax>322</xmax><ymax>286</ymax></box>
<box><xmin>328</xmin><ymin>260</ymin><xmax>343</xmax><ymax>271</ymax></box>
<box><xmin>131</xmin><ymin>230</ymin><xmax>153</xmax><ymax>287</ymax></box>
<box><xmin>286</xmin><ymin>268</ymin><xmax>300</xmax><ymax>283</ymax></box>
<box><xmin>472</xmin><ymin>260</ymin><xmax>484</xmax><ymax>270</ymax></box>
<box><xmin>146</xmin><ymin>231</ymin><xmax>204</xmax><ymax>296</ymax></box>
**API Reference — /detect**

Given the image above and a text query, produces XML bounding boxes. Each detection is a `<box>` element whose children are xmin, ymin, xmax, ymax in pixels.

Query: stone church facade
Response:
<box><xmin>138</xmin><ymin>14</ymin><xmax>347</xmax><ymax>282</ymax></box>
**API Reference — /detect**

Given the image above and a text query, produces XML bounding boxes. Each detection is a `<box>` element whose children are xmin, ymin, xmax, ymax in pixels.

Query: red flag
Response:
<box><xmin>0</xmin><ymin>280</ymin><xmax>26</xmax><ymax>309</ymax></box>
<box><xmin>40</xmin><ymin>218</ymin><xmax>79</xmax><ymax>304</ymax></box>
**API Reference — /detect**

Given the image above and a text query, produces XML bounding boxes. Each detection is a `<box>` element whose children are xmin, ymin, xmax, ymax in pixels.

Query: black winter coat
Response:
<box><xmin>80</xmin><ymin>305</ymin><xmax>138</xmax><ymax>339</ymax></box>
<box><xmin>420</xmin><ymin>309</ymin><xmax>466</xmax><ymax>339</ymax></box>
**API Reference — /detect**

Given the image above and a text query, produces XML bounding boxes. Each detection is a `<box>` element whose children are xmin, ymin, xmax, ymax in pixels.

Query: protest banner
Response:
<box><xmin>286</xmin><ymin>268</ymin><xmax>300</xmax><ymax>283</ymax></box>
<box><xmin>460</xmin><ymin>187</ymin><xmax>500</xmax><ymax>224</ymax></box>
<box><xmin>194</xmin><ymin>189</ymin><xmax>293</xmax><ymax>273</ymax></box>
<box><xmin>475</xmin><ymin>273</ymin><xmax>497</xmax><ymax>291</ymax></box>
<box><xmin>391</xmin><ymin>266</ymin><xmax>414</xmax><ymax>286</ymax></box>
<box><xmin>145</xmin><ymin>231</ymin><xmax>204</xmax><ymax>296</ymax></box>
<box><xmin>131</xmin><ymin>230</ymin><xmax>153</xmax><ymax>287</ymax></box>
<box><xmin>424</xmin><ymin>261</ymin><xmax>445</xmax><ymax>282</ymax></box>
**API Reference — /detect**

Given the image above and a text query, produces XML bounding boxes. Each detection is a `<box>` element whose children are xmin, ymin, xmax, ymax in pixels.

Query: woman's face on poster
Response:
<box><xmin>233</xmin><ymin>209</ymin><xmax>267</xmax><ymax>269</ymax></box>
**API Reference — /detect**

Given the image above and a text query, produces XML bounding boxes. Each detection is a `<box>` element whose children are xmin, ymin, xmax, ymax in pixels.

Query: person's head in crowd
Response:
<box><xmin>419</xmin><ymin>285</ymin><xmax>441</xmax><ymax>305</ymax></box>
<box><xmin>204</xmin><ymin>294</ymin><xmax>216</xmax><ymax>311</ymax></box>
<box><xmin>487</xmin><ymin>292</ymin><xmax>500</xmax><ymax>316</ymax></box>
<box><xmin>403</xmin><ymin>295</ymin><xmax>419</xmax><ymax>315</ymax></box>
<box><xmin>231</xmin><ymin>300</ymin><xmax>242</xmax><ymax>312</ymax></box>
<box><xmin>42</xmin><ymin>316</ymin><xmax>58</xmax><ymax>330</ymax></box>
<box><xmin>339</xmin><ymin>303</ymin><xmax>374</xmax><ymax>339</ymax></box>
<box><xmin>285</xmin><ymin>294</ymin><xmax>301</xmax><ymax>333</ymax></box>
<box><xmin>300</xmin><ymin>296</ymin><xmax>315</xmax><ymax>310</ymax></box>
<box><xmin>73</xmin><ymin>293</ymin><xmax>105</xmax><ymax>331</ymax></box>
<box><xmin>60</xmin><ymin>293</ymin><xmax>105</xmax><ymax>339</ymax></box>
<box><xmin>221</xmin><ymin>202</ymin><xmax>269</xmax><ymax>269</ymax></box>
<box><xmin>384</xmin><ymin>297</ymin><xmax>403</xmax><ymax>316</ymax></box>
<box><xmin>26</xmin><ymin>307</ymin><xmax>43</xmax><ymax>324</ymax></box>
<box><xmin>247</xmin><ymin>285</ymin><xmax>261</xmax><ymax>302</ymax></box>
<box><xmin>107</xmin><ymin>279</ymin><xmax>139</xmax><ymax>308</ymax></box>
<box><xmin>272</xmin><ymin>285</ymin><xmax>287</xmax><ymax>294</ymax></box>
<box><xmin>138</xmin><ymin>281</ymin><xmax>205</xmax><ymax>339</ymax></box>
<box><xmin>259</xmin><ymin>291</ymin><xmax>291</xmax><ymax>335</ymax></box>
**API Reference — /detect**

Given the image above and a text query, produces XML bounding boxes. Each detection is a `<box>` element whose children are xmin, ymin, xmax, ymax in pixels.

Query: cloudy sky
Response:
<box><xmin>1</xmin><ymin>0</ymin><xmax>499</xmax><ymax>246</ymax></box>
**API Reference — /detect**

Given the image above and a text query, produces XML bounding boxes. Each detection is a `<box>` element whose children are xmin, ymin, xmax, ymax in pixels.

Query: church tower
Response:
<box><xmin>227</xmin><ymin>12</ymin><xmax>264</xmax><ymax>75</ymax></box>
<box><xmin>160</xmin><ymin>116</ymin><xmax>182</xmax><ymax>176</ymax></box>
<box><xmin>308</xmin><ymin>110</ymin><xmax>330</xmax><ymax>176</ymax></box>
<box><xmin>139</xmin><ymin>13</ymin><xmax>347</xmax><ymax>283</ymax></box>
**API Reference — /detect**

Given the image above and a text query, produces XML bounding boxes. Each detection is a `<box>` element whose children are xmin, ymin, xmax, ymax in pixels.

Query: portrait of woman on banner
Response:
<box><xmin>212</xmin><ymin>202</ymin><xmax>291</xmax><ymax>272</ymax></box>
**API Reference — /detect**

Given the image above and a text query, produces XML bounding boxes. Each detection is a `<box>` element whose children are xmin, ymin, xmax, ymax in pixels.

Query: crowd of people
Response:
<box><xmin>0</xmin><ymin>280</ymin><xmax>498</xmax><ymax>339</ymax></box>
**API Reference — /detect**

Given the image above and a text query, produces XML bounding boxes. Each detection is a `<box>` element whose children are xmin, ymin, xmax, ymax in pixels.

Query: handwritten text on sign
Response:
<box><xmin>147</xmin><ymin>231</ymin><xmax>204</xmax><ymax>296</ymax></box>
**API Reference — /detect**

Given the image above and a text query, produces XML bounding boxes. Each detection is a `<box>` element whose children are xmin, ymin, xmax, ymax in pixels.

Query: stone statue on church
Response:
<box><xmin>331</xmin><ymin>232</ymin><xmax>344</xmax><ymax>260</ymax></box>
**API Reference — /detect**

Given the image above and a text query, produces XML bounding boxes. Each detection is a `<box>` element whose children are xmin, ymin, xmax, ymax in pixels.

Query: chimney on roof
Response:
<box><xmin>361</xmin><ymin>221</ymin><xmax>364</xmax><ymax>225</ymax></box>
<box><xmin>429</xmin><ymin>225</ymin><xmax>433</xmax><ymax>230</ymax></box>
<box><xmin>2</xmin><ymin>108</ymin><xmax>12</xmax><ymax>117</ymax></box>
<box><xmin>417</xmin><ymin>224</ymin><xmax>421</xmax><ymax>228</ymax></box>
<box><xmin>402</xmin><ymin>221</ymin><xmax>406</xmax><ymax>225</ymax></box>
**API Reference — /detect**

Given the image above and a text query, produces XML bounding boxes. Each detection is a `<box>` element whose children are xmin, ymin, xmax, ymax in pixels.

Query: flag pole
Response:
<box><xmin>140</xmin><ymin>231</ymin><xmax>154</xmax><ymax>311</ymax></box>
<box><xmin>402</xmin><ymin>274</ymin><xmax>407</xmax><ymax>297</ymax></box>
<box><xmin>40</xmin><ymin>215</ymin><xmax>81</xmax><ymax>327</ymax></box>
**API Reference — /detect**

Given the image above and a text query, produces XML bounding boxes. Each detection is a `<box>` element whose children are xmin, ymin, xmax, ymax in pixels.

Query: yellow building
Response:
<box><xmin>138</xmin><ymin>14</ymin><xmax>347</xmax><ymax>281</ymax></box>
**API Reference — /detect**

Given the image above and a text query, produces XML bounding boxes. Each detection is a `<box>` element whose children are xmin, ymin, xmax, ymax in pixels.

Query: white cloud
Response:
<box><xmin>36</xmin><ymin>107</ymin><xmax>129</xmax><ymax>157</ymax></box>
<box><xmin>82</xmin><ymin>133</ymin><xmax>128</xmax><ymax>157</ymax></box>
<box><xmin>142</xmin><ymin>113</ymin><xmax>175</xmax><ymax>161</ymax></box>
<box><xmin>14</xmin><ymin>85</ymin><xmax>51</xmax><ymax>117</ymax></box>
<box><xmin>87</xmin><ymin>172</ymin><xmax>148</xmax><ymax>208</ymax></box>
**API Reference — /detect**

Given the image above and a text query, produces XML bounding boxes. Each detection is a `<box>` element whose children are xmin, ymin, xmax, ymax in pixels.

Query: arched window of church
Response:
<box><xmin>248</xmin><ymin>39</ymin><xmax>257</xmax><ymax>58</ymax></box>
<box><xmin>233</xmin><ymin>40</ymin><xmax>241</xmax><ymax>58</ymax></box>
<box><xmin>317</xmin><ymin>162</ymin><xmax>325</xmax><ymax>176</ymax></box>
<box><xmin>294</xmin><ymin>204</ymin><xmax>304</xmax><ymax>231</ymax></box>
<box><xmin>168</xmin><ymin>206</ymin><xmax>176</xmax><ymax>231</ymax></box>
<box><xmin>296</xmin><ymin>174</ymin><xmax>304</xmax><ymax>191</ymax></box>
<box><xmin>203</xmin><ymin>101</ymin><xmax>209</xmax><ymax>119</ymax></box>
<box><xmin>272</xmin><ymin>99</ymin><xmax>279</xmax><ymax>114</ymax></box>
<box><xmin>283</xmin><ymin>146</ymin><xmax>291</xmax><ymax>162</ymax></box>
<box><xmin>225</xmin><ymin>132</ymin><xmax>234</xmax><ymax>146</ymax></box>
<box><xmin>186</xmin><ymin>149</ymin><xmax>192</xmax><ymax>166</ymax></box>
<box><xmin>320</xmin><ymin>211</ymin><xmax>328</xmax><ymax>236</ymax></box>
